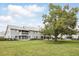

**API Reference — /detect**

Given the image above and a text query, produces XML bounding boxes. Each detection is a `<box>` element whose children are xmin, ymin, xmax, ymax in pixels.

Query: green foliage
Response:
<box><xmin>42</xmin><ymin>4</ymin><xmax>79</xmax><ymax>41</ymax></box>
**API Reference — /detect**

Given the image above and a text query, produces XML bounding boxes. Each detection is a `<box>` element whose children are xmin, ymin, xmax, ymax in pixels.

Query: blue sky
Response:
<box><xmin>0</xmin><ymin>3</ymin><xmax>79</xmax><ymax>32</ymax></box>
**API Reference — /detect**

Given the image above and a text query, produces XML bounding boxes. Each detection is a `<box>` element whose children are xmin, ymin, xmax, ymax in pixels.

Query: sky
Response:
<box><xmin>0</xmin><ymin>3</ymin><xmax>79</xmax><ymax>32</ymax></box>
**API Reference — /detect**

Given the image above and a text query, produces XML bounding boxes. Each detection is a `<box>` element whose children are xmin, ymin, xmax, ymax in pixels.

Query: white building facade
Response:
<box><xmin>4</xmin><ymin>25</ymin><xmax>43</xmax><ymax>40</ymax></box>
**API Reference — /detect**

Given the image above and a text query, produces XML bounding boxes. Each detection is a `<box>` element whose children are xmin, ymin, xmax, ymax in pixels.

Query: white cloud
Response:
<box><xmin>7</xmin><ymin>4</ymin><xmax>45</xmax><ymax>17</ymax></box>
<box><xmin>24</xmin><ymin>4</ymin><xmax>45</xmax><ymax>12</ymax></box>
<box><xmin>0</xmin><ymin>15</ymin><xmax>13</xmax><ymax>22</ymax></box>
<box><xmin>7</xmin><ymin>5</ymin><xmax>36</xmax><ymax>17</ymax></box>
<box><xmin>14</xmin><ymin>14</ymin><xmax>20</xmax><ymax>17</ymax></box>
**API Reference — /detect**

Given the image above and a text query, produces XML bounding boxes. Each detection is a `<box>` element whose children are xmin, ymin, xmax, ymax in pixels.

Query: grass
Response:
<box><xmin>0</xmin><ymin>40</ymin><xmax>79</xmax><ymax>56</ymax></box>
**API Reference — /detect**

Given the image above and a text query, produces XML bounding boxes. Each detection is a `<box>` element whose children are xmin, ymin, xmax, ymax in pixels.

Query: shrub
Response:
<box><xmin>0</xmin><ymin>37</ymin><xmax>18</xmax><ymax>41</ymax></box>
<box><xmin>30</xmin><ymin>38</ymin><xmax>41</xmax><ymax>40</ymax></box>
<box><xmin>66</xmin><ymin>36</ymin><xmax>72</xmax><ymax>39</ymax></box>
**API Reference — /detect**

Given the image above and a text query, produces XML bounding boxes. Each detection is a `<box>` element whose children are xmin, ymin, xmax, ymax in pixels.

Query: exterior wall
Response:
<box><xmin>10</xmin><ymin>29</ymin><xmax>19</xmax><ymax>39</ymax></box>
<box><xmin>5</xmin><ymin>26</ymin><xmax>42</xmax><ymax>39</ymax></box>
<box><xmin>62</xmin><ymin>34</ymin><xmax>79</xmax><ymax>40</ymax></box>
<box><xmin>5</xmin><ymin>27</ymin><xmax>11</xmax><ymax>38</ymax></box>
<box><xmin>5</xmin><ymin>28</ymin><xmax>19</xmax><ymax>39</ymax></box>
<box><xmin>28</xmin><ymin>31</ymin><xmax>42</xmax><ymax>39</ymax></box>
<box><xmin>72</xmin><ymin>34</ymin><xmax>79</xmax><ymax>39</ymax></box>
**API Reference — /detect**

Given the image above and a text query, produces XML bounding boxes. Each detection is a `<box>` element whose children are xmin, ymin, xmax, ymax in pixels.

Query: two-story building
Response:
<box><xmin>4</xmin><ymin>25</ymin><xmax>44</xmax><ymax>40</ymax></box>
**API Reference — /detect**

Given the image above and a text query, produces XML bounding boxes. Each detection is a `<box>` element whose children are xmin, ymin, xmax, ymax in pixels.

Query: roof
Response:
<box><xmin>7</xmin><ymin>25</ymin><xmax>41</xmax><ymax>31</ymax></box>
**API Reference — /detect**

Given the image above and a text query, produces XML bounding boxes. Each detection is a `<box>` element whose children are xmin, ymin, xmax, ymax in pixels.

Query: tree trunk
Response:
<box><xmin>48</xmin><ymin>35</ymin><xmax>51</xmax><ymax>40</ymax></box>
<box><xmin>54</xmin><ymin>36</ymin><xmax>58</xmax><ymax>42</ymax></box>
<box><xmin>47</xmin><ymin>35</ymin><xmax>49</xmax><ymax>40</ymax></box>
<box><xmin>43</xmin><ymin>35</ymin><xmax>45</xmax><ymax>40</ymax></box>
<box><xmin>55</xmin><ymin>38</ymin><xmax>57</xmax><ymax>42</ymax></box>
<box><xmin>61</xmin><ymin>34</ymin><xmax>63</xmax><ymax>40</ymax></box>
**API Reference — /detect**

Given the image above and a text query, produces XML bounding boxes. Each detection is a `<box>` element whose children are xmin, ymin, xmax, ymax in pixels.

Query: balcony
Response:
<box><xmin>19</xmin><ymin>30</ymin><xmax>29</xmax><ymax>35</ymax></box>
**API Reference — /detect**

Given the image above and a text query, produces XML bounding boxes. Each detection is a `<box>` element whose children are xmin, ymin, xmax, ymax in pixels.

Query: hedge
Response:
<box><xmin>0</xmin><ymin>37</ymin><xmax>18</xmax><ymax>41</ymax></box>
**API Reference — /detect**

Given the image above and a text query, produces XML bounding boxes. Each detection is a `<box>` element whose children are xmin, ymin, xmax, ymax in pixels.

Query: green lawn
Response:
<box><xmin>0</xmin><ymin>40</ymin><xmax>79</xmax><ymax>56</ymax></box>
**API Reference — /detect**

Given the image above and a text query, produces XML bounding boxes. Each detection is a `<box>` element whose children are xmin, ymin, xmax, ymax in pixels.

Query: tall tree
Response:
<box><xmin>42</xmin><ymin>4</ymin><xmax>79</xmax><ymax>41</ymax></box>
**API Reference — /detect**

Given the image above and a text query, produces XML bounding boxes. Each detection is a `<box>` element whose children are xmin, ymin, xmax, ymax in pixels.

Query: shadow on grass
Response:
<box><xmin>44</xmin><ymin>40</ymin><xmax>79</xmax><ymax>44</ymax></box>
